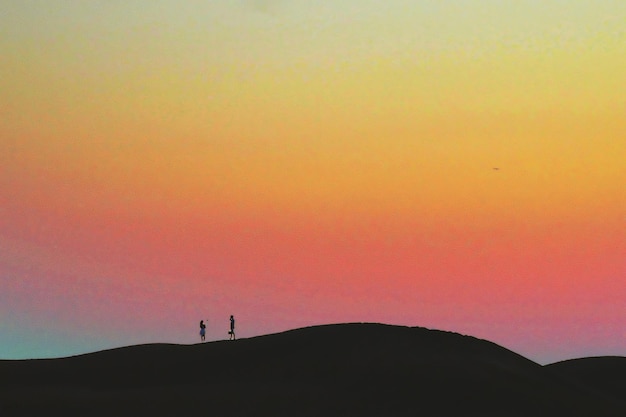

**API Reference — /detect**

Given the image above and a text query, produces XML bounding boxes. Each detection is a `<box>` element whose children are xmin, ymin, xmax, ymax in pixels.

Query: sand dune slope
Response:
<box><xmin>1</xmin><ymin>323</ymin><xmax>624</xmax><ymax>416</ymax></box>
<box><xmin>547</xmin><ymin>356</ymin><xmax>626</xmax><ymax>403</ymax></box>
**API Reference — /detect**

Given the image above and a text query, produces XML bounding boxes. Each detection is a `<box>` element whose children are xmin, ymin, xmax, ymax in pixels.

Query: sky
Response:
<box><xmin>1</xmin><ymin>0</ymin><xmax>624</xmax><ymax>364</ymax></box>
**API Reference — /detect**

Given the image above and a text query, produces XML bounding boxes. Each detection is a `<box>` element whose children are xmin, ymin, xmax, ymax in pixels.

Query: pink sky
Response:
<box><xmin>1</xmin><ymin>1</ymin><xmax>624</xmax><ymax>363</ymax></box>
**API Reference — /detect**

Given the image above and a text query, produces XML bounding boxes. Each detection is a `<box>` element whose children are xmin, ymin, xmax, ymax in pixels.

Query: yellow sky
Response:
<box><xmin>2</xmin><ymin>0</ymin><xmax>625</xmax><ymax>271</ymax></box>
<box><xmin>1</xmin><ymin>0</ymin><xmax>625</xmax><ymax>361</ymax></box>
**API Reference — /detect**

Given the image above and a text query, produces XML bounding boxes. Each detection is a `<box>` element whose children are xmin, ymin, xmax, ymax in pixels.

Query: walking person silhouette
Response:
<box><xmin>229</xmin><ymin>315</ymin><xmax>236</xmax><ymax>340</ymax></box>
<box><xmin>199</xmin><ymin>320</ymin><xmax>206</xmax><ymax>342</ymax></box>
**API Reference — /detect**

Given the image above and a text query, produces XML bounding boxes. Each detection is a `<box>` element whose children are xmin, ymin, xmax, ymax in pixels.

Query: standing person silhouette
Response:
<box><xmin>199</xmin><ymin>320</ymin><xmax>206</xmax><ymax>342</ymax></box>
<box><xmin>229</xmin><ymin>315</ymin><xmax>236</xmax><ymax>340</ymax></box>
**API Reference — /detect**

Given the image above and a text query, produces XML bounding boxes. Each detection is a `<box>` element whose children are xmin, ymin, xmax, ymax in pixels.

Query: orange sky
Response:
<box><xmin>1</xmin><ymin>1</ymin><xmax>624</xmax><ymax>362</ymax></box>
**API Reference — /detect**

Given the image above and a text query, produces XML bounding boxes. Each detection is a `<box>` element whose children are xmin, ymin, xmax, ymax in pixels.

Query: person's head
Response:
<box><xmin>230</xmin><ymin>315</ymin><xmax>233</xmax><ymax>319</ymax></box>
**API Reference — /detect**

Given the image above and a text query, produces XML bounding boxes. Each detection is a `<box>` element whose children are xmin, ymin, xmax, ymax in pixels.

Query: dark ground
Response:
<box><xmin>1</xmin><ymin>323</ymin><xmax>624</xmax><ymax>416</ymax></box>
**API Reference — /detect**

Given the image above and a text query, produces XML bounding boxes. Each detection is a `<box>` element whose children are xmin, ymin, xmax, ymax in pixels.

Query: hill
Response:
<box><xmin>1</xmin><ymin>323</ymin><xmax>624</xmax><ymax>416</ymax></box>
<box><xmin>546</xmin><ymin>356</ymin><xmax>626</xmax><ymax>403</ymax></box>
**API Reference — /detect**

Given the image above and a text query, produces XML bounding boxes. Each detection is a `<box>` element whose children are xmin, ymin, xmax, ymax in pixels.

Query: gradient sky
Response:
<box><xmin>1</xmin><ymin>1</ymin><xmax>624</xmax><ymax>364</ymax></box>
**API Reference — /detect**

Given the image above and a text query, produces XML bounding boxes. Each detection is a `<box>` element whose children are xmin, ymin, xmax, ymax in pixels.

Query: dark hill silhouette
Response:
<box><xmin>546</xmin><ymin>356</ymin><xmax>626</xmax><ymax>404</ymax></box>
<box><xmin>1</xmin><ymin>323</ymin><xmax>624</xmax><ymax>416</ymax></box>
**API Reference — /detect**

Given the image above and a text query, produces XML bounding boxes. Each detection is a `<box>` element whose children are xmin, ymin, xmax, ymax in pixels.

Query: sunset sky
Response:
<box><xmin>1</xmin><ymin>1</ymin><xmax>624</xmax><ymax>364</ymax></box>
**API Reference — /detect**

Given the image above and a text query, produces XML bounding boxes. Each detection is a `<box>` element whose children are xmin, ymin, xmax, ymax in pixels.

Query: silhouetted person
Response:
<box><xmin>229</xmin><ymin>315</ymin><xmax>236</xmax><ymax>340</ymax></box>
<box><xmin>199</xmin><ymin>320</ymin><xmax>206</xmax><ymax>342</ymax></box>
